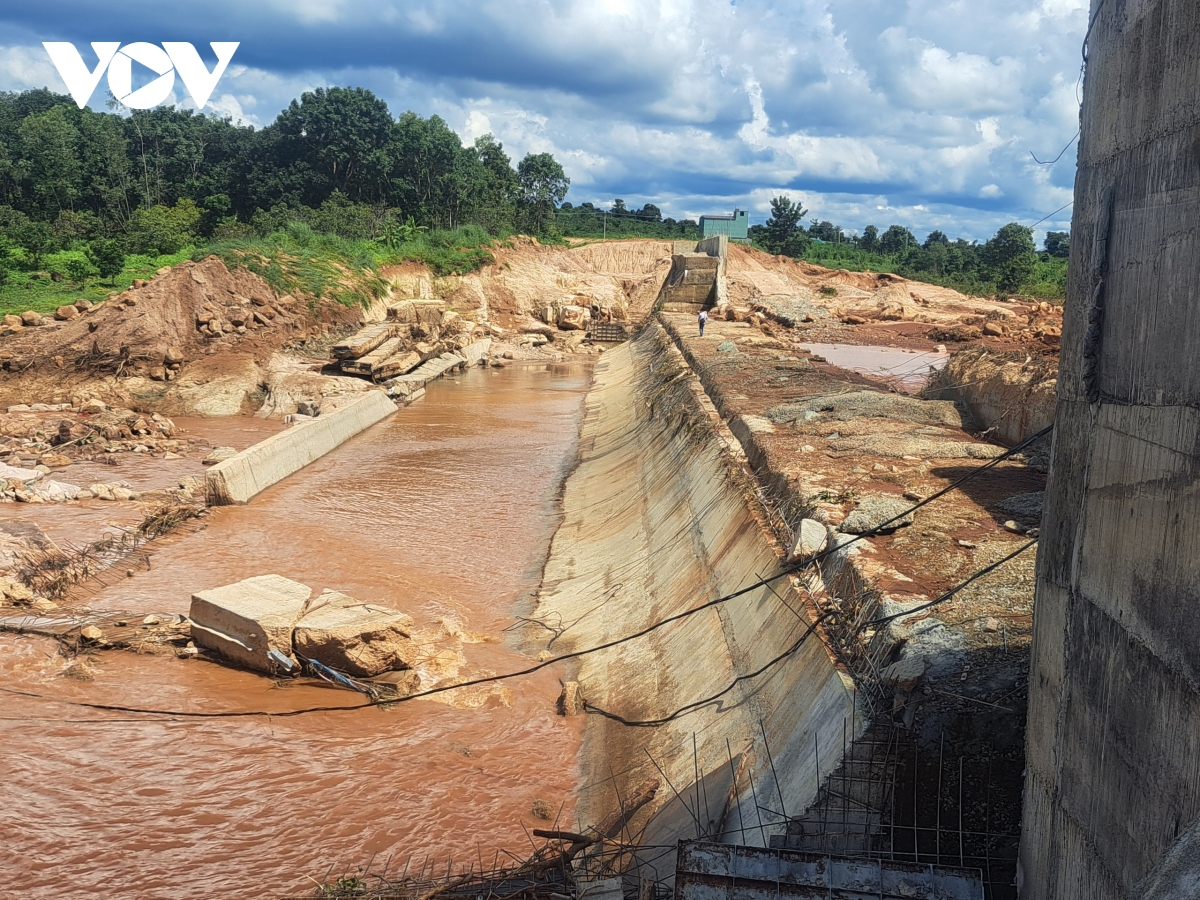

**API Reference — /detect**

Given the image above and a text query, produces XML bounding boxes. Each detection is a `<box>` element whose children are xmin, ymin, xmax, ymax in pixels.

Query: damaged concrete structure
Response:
<box><xmin>1019</xmin><ymin>1</ymin><xmax>1200</xmax><ymax>896</ymax></box>
<box><xmin>205</xmin><ymin>390</ymin><xmax>397</xmax><ymax>505</ymax></box>
<box><xmin>189</xmin><ymin>574</ymin><xmax>311</xmax><ymax>675</ymax></box>
<box><xmin>189</xmin><ymin>576</ymin><xmax>419</xmax><ymax>678</ymax></box>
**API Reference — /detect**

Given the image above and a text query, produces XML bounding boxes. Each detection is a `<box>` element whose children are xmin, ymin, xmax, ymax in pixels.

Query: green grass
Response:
<box><xmin>0</xmin><ymin>222</ymin><xmax>502</xmax><ymax>315</ymax></box>
<box><xmin>199</xmin><ymin>223</ymin><xmax>497</xmax><ymax>307</ymax></box>
<box><xmin>796</xmin><ymin>241</ymin><xmax>1068</xmax><ymax>301</ymax></box>
<box><xmin>376</xmin><ymin>224</ymin><xmax>496</xmax><ymax>276</ymax></box>
<box><xmin>0</xmin><ymin>248</ymin><xmax>192</xmax><ymax>317</ymax></box>
<box><xmin>198</xmin><ymin>223</ymin><xmax>387</xmax><ymax>308</ymax></box>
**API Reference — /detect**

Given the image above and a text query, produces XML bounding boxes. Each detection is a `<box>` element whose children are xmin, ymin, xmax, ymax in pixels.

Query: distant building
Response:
<box><xmin>699</xmin><ymin>209</ymin><xmax>748</xmax><ymax>241</ymax></box>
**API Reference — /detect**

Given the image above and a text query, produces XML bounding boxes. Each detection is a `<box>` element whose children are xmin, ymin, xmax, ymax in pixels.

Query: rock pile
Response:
<box><xmin>333</xmin><ymin>299</ymin><xmax>482</xmax><ymax>384</ymax></box>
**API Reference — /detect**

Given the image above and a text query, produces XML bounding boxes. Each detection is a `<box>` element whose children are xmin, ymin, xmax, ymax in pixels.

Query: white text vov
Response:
<box><xmin>43</xmin><ymin>42</ymin><xmax>239</xmax><ymax>110</ymax></box>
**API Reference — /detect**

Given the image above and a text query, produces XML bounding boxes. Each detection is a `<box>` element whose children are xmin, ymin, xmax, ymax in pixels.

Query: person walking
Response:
<box><xmin>698</xmin><ymin>308</ymin><xmax>708</xmax><ymax>337</ymax></box>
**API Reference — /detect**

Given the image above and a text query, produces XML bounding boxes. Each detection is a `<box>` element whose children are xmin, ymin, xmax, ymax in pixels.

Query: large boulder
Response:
<box><xmin>557</xmin><ymin>305</ymin><xmax>591</xmax><ymax>331</ymax></box>
<box><xmin>293</xmin><ymin>590</ymin><xmax>419</xmax><ymax>677</ymax></box>
<box><xmin>787</xmin><ymin>519</ymin><xmax>829</xmax><ymax>563</ymax></box>
<box><xmin>839</xmin><ymin>495</ymin><xmax>915</xmax><ymax>534</ymax></box>
<box><xmin>189</xmin><ymin>574</ymin><xmax>311</xmax><ymax>675</ymax></box>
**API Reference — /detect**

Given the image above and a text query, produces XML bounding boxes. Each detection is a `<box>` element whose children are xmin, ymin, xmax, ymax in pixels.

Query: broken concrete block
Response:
<box><xmin>293</xmin><ymin>589</ymin><xmax>418</xmax><ymax>677</ymax></box>
<box><xmin>189</xmin><ymin>574</ymin><xmax>311</xmax><ymax>675</ymax></box>
<box><xmin>332</xmin><ymin>323</ymin><xmax>395</xmax><ymax>359</ymax></box>
<box><xmin>203</xmin><ymin>446</ymin><xmax>237</xmax><ymax>465</ymax></box>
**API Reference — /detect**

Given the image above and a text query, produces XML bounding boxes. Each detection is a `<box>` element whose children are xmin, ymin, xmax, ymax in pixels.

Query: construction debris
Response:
<box><xmin>189</xmin><ymin>575</ymin><xmax>420</xmax><ymax>679</ymax></box>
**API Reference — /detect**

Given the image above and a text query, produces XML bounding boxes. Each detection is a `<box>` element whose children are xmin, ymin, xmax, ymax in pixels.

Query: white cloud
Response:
<box><xmin>0</xmin><ymin>0</ymin><xmax>1091</xmax><ymax>241</ymax></box>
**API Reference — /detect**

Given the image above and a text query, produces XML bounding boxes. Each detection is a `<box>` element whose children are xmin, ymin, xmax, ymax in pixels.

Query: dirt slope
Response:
<box><xmin>408</xmin><ymin>237</ymin><xmax>673</xmax><ymax>328</ymax></box>
<box><xmin>0</xmin><ymin>257</ymin><xmax>359</xmax><ymax>411</ymax></box>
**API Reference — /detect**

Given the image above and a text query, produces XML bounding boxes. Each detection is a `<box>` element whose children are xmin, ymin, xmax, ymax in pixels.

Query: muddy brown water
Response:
<box><xmin>800</xmin><ymin>342</ymin><xmax>949</xmax><ymax>392</ymax></box>
<box><xmin>0</xmin><ymin>362</ymin><xmax>593</xmax><ymax>899</ymax></box>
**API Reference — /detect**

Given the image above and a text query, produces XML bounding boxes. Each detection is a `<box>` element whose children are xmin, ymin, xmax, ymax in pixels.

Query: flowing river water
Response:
<box><xmin>0</xmin><ymin>361</ymin><xmax>594</xmax><ymax>899</ymax></box>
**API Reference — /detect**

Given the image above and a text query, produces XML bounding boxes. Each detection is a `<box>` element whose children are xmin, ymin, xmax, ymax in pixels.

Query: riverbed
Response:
<box><xmin>0</xmin><ymin>361</ymin><xmax>593</xmax><ymax>899</ymax></box>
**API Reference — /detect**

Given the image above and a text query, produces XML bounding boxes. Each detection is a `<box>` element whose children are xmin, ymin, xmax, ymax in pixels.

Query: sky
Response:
<box><xmin>0</xmin><ymin>0</ymin><xmax>1089</xmax><ymax>243</ymax></box>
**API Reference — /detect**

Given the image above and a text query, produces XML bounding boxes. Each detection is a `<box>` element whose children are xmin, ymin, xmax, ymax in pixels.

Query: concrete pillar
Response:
<box><xmin>1020</xmin><ymin>2</ymin><xmax>1200</xmax><ymax>897</ymax></box>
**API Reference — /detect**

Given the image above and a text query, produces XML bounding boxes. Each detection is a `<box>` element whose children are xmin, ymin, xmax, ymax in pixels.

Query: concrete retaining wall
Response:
<box><xmin>531</xmin><ymin>324</ymin><xmax>857</xmax><ymax>854</ymax></box>
<box><xmin>205</xmin><ymin>390</ymin><xmax>397</xmax><ymax>505</ymax></box>
<box><xmin>1019</xmin><ymin>1</ymin><xmax>1200</xmax><ymax>896</ymax></box>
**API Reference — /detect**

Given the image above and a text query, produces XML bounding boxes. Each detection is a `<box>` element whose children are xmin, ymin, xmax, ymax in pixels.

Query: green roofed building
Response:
<box><xmin>699</xmin><ymin>209</ymin><xmax>749</xmax><ymax>241</ymax></box>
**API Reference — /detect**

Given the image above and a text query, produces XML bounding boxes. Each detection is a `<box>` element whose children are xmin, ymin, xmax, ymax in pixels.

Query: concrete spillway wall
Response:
<box><xmin>1020</xmin><ymin>1</ymin><xmax>1200</xmax><ymax>897</ymax></box>
<box><xmin>531</xmin><ymin>324</ymin><xmax>857</xmax><ymax>851</ymax></box>
<box><xmin>206</xmin><ymin>390</ymin><xmax>397</xmax><ymax>505</ymax></box>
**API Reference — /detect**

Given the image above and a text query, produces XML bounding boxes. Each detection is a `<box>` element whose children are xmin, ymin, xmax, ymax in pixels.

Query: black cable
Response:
<box><xmin>1030</xmin><ymin>133</ymin><xmax>1079</xmax><ymax>166</ymax></box>
<box><xmin>1</xmin><ymin>426</ymin><xmax>1051</xmax><ymax>721</ymax></box>
<box><xmin>582</xmin><ymin>538</ymin><xmax>1038</xmax><ymax>728</ymax></box>
<box><xmin>1029</xmin><ymin>200</ymin><xmax>1074</xmax><ymax>230</ymax></box>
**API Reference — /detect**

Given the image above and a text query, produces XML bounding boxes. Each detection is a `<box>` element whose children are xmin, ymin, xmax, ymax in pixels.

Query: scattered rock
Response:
<box><xmin>982</xmin><ymin>617</ymin><xmax>1002</xmax><ymax>633</ymax></box>
<box><xmin>296</xmin><ymin>400</ymin><xmax>320</xmax><ymax>417</ymax></box>
<box><xmin>0</xmin><ymin>576</ymin><xmax>34</xmax><ymax>602</ymax></box>
<box><xmin>1002</xmin><ymin>520</ymin><xmax>1025</xmax><ymax>534</ymax></box>
<box><xmin>74</xmin><ymin>298</ymin><xmax>93</xmax><ymax>312</ymax></box>
<box><xmin>3</xmin><ymin>314</ymin><xmax>21</xmax><ymax>327</ymax></box>
<box><xmin>557</xmin><ymin>304</ymin><xmax>591</xmax><ymax>331</ymax></box>
<box><xmin>997</xmin><ymin>491</ymin><xmax>1044</xmax><ymax>522</ymax></box>
<box><xmin>982</xmin><ymin>321</ymin><xmax>1006</xmax><ymax>337</ymax></box>
<box><xmin>79</xmin><ymin>398</ymin><xmax>107</xmax><ymax>414</ymax></box>
<box><xmin>54</xmin><ymin>305</ymin><xmax>80</xmax><ymax>321</ymax></box>
<box><xmin>839</xmin><ymin>495</ymin><xmax>916</xmax><ymax>534</ymax></box>
<box><xmin>531</xmin><ymin>799</ymin><xmax>555</xmax><ymax>821</ymax></box>
<box><xmin>20</xmin><ymin>310</ymin><xmax>43</xmax><ymax>327</ymax></box>
<box><xmin>957</xmin><ymin>539</ymin><xmax>977</xmax><ymax>549</ymax></box>
<box><xmin>79</xmin><ymin>625</ymin><xmax>105</xmax><ymax>643</ymax></box>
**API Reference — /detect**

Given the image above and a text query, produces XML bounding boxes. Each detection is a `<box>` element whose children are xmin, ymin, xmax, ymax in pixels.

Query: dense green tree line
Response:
<box><xmin>556</xmin><ymin>199</ymin><xmax>701</xmax><ymax>239</ymax></box>
<box><xmin>0</xmin><ymin>86</ymin><xmax>569</xmax><ymax>277</ymax></box>
<box><xmin>751</xmin><ymin>195</ymin><xmax>1070</xmax><ymax>299</ymax></box>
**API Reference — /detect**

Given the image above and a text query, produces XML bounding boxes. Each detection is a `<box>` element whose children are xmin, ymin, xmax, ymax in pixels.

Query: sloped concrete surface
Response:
<box><xmin>530</xmin><ymin>325</ymin><xmax>856</xmax><ymax>851</ymax></box>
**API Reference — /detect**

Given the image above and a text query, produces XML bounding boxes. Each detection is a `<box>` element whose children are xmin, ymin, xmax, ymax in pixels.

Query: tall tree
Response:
<box><xmin>762</xmin><ymin>195</ymin><xmax>808</xmax><ymax>256</ymax></box>
<box><xmin>1044</xmin><ymin>231</ymin><xmax>1070</xmax><ymax>258</ymax></box>
<box><xmin>17</xmin><ymin>106</ymin><xmax>82</xmax><ymax>218</ymax></box>
<box><xmin>983</xmin><ymin>223</ymin><xmax>1037</xmax><ymax>293</ymax></box>
<box><xmin>517</xmin><ymin>153</ymin><xmax>570</xmax><ymax>234</ymax></box>
<box><xmin>268</xmin><ymin>86</ymin><xmax>394</xmax><ymax>206</ymax></box>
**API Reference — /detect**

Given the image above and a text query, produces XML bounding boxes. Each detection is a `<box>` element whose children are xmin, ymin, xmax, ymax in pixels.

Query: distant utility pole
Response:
<box><xmin>603</xmin><ymin>210</ymin><xmax>607</xmax><ymax>239</ymax></box>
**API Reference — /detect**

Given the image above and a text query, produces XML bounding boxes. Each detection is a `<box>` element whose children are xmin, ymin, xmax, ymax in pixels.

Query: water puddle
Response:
<box><xmin>0</xmin><ymin>362</ymin><xmax>593</xmax><ymax>898</ymax></box>
<box><xmin>800</xmin><ymin>342</ymin><xmax>949</xmax><ymax>391</ymax></box>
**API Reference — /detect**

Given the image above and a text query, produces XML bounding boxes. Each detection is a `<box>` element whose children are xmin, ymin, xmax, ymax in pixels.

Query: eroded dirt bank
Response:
<box><xmin>0</xmin><ymin>363</ymin><xmax>592</xmax><ymax>899</ymax></box>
